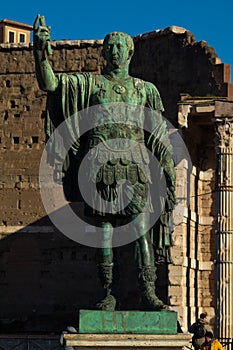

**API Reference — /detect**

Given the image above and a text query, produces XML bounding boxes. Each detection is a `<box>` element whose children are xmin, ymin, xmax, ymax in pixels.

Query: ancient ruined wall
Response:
<box><xmin>132</xmin><ymin>26</ymin><xmax>233</xmax><ymax>123</ymax></box>
<box><xmin>0</xmin><ymin>28</ymin><xmax>232</xmax><ymax>332</ymax></box>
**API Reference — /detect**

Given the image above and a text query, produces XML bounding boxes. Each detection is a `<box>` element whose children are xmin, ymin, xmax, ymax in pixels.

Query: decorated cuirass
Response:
<box><xmin>85</xmin><ymin>75</ymin><xmax>152</xmax><ymax>216</ymax></box>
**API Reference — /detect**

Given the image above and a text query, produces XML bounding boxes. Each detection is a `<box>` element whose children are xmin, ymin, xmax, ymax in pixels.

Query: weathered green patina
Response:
<box><xmin>79</xmin><ymin>310</ymin><xmax>177</xmax><ymax>334</ymax></box>
<box><xmin>33</xmin><ymin>15</ymin><xmax>176</xmax><ymax>312</ymax></box>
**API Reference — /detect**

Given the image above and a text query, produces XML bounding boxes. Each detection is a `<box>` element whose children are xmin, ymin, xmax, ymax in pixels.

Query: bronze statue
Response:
<box><xmin>33</xmin><ymin>15</ymin><xmax>176</xmax><ymax>311</ymax></box>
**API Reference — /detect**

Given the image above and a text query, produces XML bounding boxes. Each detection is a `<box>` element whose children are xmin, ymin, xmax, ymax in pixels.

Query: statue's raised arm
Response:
<box><xmin>33</xmin><ymin>14</ymin><xmax>58</xmax><ymax>92</ymax></box>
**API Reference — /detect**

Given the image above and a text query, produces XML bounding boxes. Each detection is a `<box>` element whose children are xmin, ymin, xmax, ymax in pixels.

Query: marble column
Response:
<box><xmin>214</xmin><ymin>116</ymin><xmax>233</xmax><ymax>339</ymax></box>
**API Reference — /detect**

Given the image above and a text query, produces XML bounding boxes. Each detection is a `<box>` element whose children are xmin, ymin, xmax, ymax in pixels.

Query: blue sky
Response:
<box><xmin>1</xmin><ymin>0</ymin><xmax>233</xmax><ymax>76</ymax></box>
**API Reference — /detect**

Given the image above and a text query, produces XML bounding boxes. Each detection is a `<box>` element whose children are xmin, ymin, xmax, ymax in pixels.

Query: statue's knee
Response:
<box><xmin>100</xmin><ymin>222</ymin><xmax>113</xmax><ymax>240</ymax></box>
<box><xmin>135</xmin><ymin>221</ymin><xmax>149</xmax><ymax>237</ymax></box>
<box><xmin>132</xmin><ymin>213</ymin><xmax>150</xmax><ymax>236</ymax></box>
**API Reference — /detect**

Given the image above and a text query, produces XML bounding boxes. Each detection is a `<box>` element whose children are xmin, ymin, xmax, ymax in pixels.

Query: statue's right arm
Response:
<box><xmin>33</xmin><ymin>15</ymin><xmax>58</xmax><ymax>92</ymax></box>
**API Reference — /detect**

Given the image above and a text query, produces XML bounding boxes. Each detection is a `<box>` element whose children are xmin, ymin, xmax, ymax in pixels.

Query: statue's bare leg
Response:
<box><xmin>96</xmin><ymin>221</ymin><xmax>116</xmax><ymax>311</ymax></box>
<box><xmin>133</xmin><ymin>213</ymin><xmax>166</xmax><ymax>310</ymax></box>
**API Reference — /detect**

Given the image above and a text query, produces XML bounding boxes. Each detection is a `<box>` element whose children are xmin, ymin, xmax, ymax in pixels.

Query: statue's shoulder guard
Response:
<box><xmin>144</xmin><ymin>81</ymin><xmax>164</xmax><ymax>112</ymax></box>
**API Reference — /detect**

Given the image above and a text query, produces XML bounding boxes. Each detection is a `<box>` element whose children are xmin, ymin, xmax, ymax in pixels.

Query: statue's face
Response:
<box><xmin>104</xmin><ymin>34</ymin><xmax>130</xmax><ymax>69</ymax></box>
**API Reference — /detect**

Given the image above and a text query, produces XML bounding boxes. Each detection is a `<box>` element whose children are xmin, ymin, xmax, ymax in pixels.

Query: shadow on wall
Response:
<box><xmin>0</xmin><ymin>203</ymin><xmax>169</xmax><ymax>333</ymax></box>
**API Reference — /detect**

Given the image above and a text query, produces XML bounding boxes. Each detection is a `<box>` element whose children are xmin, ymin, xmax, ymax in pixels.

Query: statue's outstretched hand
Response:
<box><xmin>33</xmin><ymin>14</ymin><xmax>53</xmax><ymax>55</ymax></box>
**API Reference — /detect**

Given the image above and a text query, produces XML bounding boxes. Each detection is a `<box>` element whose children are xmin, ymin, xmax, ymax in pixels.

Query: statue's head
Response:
<box><xmin>103</xmin><ymin>32</ymin><xmax>134</xmax><ymax>69</ymax></box>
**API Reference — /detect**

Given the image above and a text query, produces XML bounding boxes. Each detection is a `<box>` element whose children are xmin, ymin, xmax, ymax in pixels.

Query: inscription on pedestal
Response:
<box><xmin>79</xmin><ymin>310</ymin><xmax>177</xmax><ymax>334</ymax></box>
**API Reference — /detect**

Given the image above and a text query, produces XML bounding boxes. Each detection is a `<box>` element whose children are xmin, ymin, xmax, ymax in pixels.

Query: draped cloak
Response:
<box><xmin>46</xmin><ymin>72</ymin><xmax>176</xmax><ymax>263</ymax></box>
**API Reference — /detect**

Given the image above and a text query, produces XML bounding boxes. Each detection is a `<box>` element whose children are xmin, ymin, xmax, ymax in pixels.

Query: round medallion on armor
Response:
<box><xmin>112</xmin><ymin>84</ymin><xmax>126</xmax><ymax>94</ymax></box>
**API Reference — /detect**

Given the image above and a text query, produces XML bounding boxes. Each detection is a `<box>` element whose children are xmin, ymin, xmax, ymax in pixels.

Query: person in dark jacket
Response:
<box><xmin>189</xmin><ymin>312</ymin><xmax>212</xmax><ymax>350</ymax></box>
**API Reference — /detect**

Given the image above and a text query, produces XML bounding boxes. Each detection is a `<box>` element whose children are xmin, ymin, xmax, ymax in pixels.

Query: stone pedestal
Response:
<box><xmin>64</xmin><ymin>333</ymin><xmax>192</xmax><ymax>350</ymax></box>
<box><xmin>64</xmin><ymin>310</ymin><xmax>191</xmax><ymax>349</ymax></box>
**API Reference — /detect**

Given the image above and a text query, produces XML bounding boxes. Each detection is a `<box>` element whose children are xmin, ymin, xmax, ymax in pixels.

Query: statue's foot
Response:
<box><xmin>138</xmin><ymin>266</ymin><xmax>169</xmax><ymax>311</ymax></box>
<box><xmin>96</xmin><ymin>294</ymin><xmax>116</xmax><ymax>311</ymax></box>
<box><xmin>140</xmin><ymin>292</ymin><xmax>167</xmax><ymax>311</ymax></box>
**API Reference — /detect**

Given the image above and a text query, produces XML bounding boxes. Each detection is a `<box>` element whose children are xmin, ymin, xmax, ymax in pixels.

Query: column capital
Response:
<box><xmin>214</xmin><ymin>117</ymin><xmax>233</xmax><ymax>148</ymax></box>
